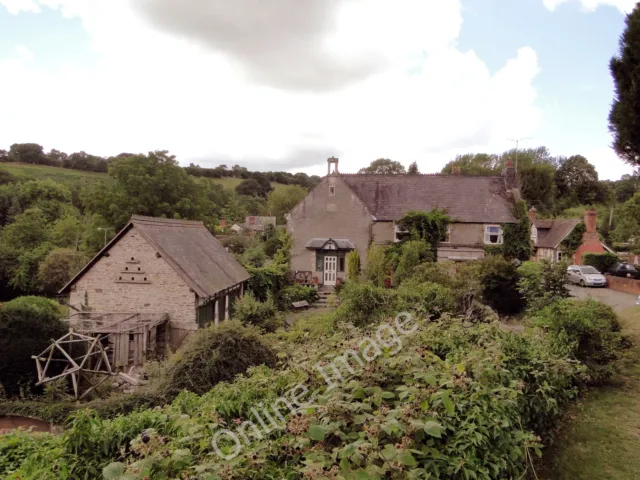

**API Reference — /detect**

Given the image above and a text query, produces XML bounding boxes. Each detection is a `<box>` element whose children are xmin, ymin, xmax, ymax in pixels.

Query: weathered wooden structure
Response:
<box><xmin>32</xmin><ymin>331</ymin><xmax>114</xmax><ymax>400</ymax></box>
<box><xmin>33</xmin><ymin>313</ymin><xmax>169</xmax><ymax>399</ymax></box>
<box><xmin>70</xmin><ymin>312</ymin><xmax>170</xmax><ymax>370</ymax></box>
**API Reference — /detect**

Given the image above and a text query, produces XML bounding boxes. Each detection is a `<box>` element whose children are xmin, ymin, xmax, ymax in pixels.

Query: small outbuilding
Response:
<box><xmin>59</xmin><ymin>215</ymin><xmax>250</xmax><ymax>349</ymax></box>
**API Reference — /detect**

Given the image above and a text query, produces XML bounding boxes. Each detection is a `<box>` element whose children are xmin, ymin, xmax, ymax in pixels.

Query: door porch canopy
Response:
<box><xmin>305</xmin><ymin>238</ymin><xmax>356</xmax><ymax>251</ymax></box>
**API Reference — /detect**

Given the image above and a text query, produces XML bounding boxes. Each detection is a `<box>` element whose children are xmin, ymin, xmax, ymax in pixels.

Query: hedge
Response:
<box><xmin>582</xmin><ymin>252</ymin><xmax>619</xmax><ymax>273</ymax></box>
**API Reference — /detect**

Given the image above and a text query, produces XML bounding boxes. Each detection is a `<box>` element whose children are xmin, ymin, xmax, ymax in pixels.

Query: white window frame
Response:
<box><xmin>484</xmin><ymin>225</ymin><xmax>504</xmax><ymax>245</ymax></box>
<box><xmin>442</xmin><ymin>224</ymin><xmax>452</xmax><ymax>243</ymax></box>
<box><xmin>394</xmin><ymin>224</ymin><xmax>409</xmax><ymax>243</ymax></box>
<box><xmin>530</xmin><ymin>225</ymin><xmax>537</xmax><ymax>243</ymax></box>
<box><xmin>329</xmin><ymin>186</ymin><xmax>336</xmax><ymax>197</ymax></box>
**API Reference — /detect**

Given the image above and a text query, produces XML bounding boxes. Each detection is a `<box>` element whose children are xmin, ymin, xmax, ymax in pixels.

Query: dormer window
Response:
<box><xmin>329</xmin><ymin>186</ymin><xmax>335</xmax><ymax>196</ymax></box>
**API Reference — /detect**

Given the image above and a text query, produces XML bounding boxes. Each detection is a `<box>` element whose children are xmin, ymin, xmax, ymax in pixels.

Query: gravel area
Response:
<box><xmin>567</xmin><ymin>284</ymin><xmax>638</xmax><ymax>312</ymax></box>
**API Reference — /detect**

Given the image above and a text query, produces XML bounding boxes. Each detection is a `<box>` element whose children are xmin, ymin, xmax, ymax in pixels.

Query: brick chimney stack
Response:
<box><xmin>451</xmin><ymin>166</ymin><xmax>461</xmax><ymax>175</ymax></box>
<box><xmin>584</xmin><ymin>209</ymin><xmax>597</xmax><ymax>233</ymax></box>
<box><xmin>503</xmin><ymin>160</ymin><xmax>518</xmax><ymax>193</ymax></box>
<box><xmin>575</xmin><ymin>209</ymin><xmax>605</xmax><ymax>264</ymax></box>
<box><xmin>528</xmin><ymin>207</ymin><xmax>537</xmax><ymax>222</ymax></box>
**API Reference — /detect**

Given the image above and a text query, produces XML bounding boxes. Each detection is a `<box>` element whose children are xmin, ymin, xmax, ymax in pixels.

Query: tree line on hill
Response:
<box><xmin>0</xmin><ymin>143</ymin><xmax>321</xmax><ymax>189</ymax></box>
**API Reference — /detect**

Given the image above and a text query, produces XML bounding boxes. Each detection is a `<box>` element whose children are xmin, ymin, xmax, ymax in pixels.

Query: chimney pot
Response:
<box><xmin>505</xmin><ymin>160</ymin><xmax>514</xmax><ymax>168</ymax></box>
<box><xmin>528</xmin><ymin>207</ymin><xmax>537</xmax><ymax>221</ymax></box>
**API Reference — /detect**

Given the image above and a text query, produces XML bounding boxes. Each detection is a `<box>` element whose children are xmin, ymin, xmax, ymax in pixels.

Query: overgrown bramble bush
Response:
<box><xmin>276</xmin><ymin>285</ymin><xmax>319</xmax><ymax>310</ymax></box>
<box><xmin>518</xmin><ymin>260</ymin><xmax>569</xmax><ymax>312</ymax></box>
<box><xmin>233</xmin><ymin>292</ymin><xmax>281</xmax><ymax>332</ymax></box>
<box><xmin>2</xmin><ymin>317</ymin><xmax>589</xmax><ymax>479</ymax></box>
<box><xmin>157</xmin><ymin>321</ymin><xmax>278</xmax><ymax>398</ymax></box>
<box><xmin>396</xmin><ymin>280</ymin><xmax>454</xmax><ymax>319</ymax></box>
<box><xmin>333</xmin><ymin>282</ymin><xmax>397</xmax><ymax>327</ymax></box>
<box><xmin>530</xmin><ymin>298</ymin><xmax>626</xmax><ymax>384</ymax></box>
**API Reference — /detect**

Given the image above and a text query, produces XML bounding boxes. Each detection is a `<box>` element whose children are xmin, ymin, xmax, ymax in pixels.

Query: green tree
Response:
<box><xmin>51</xmin><ymin>215</ymin><xmax>84</xmax><ymax>249</ymax></box>
<box><xmin>555</xmin><ymin>155</ymin><xmax>600</xmax><ymax>206</ymax></box>
<box><xmin>0</xmin><ymin>208</ymin><xmax>49</xmax><ymax>251</ymax></box>
<box><xmin>441</xmin><ymin>153</ymin><xmax>500</xmax><ymax>175</ymax></box>
<box><xmin>397</xmin><ymin>209</ymin><xmax>451</xmax><ymax>257</ymax></box>
<box><xmin>267</xmin><ymin>185</ymin><xmax>307</xmax><ymax>224</ymax></box>
<box><xmin>83</xmin><ymin>151</ymin><xmax>217</xmax><ymax>229</ymax></box>
<box><xmin>8</xmin><ymin>143</ymin><xmax>47</xmax><ymax>165</ymax></box>
<box><xmin>359</xmin><ymin>158</ymin><xmax>406</xmax><ymax>174</ymax></box>
<box><xmin>408</xmin><ymin>161</ymin><xmax>419</xmax><ymax>175</ymax></box>
<box><xmin>38</xmin><ymin>248</ymin><xmax>88</xmax><ymax>293</ymax></box>
<box><xmin>519</xmin><ymin>163</ymin><xmax>556</xmax><ymax>213</ymax></box>
<box><xmin>236</xmin><ymin>179</ymin><xmax>264</xmax><ymax>197</ymax></box>
<box><xmin>609</xmin><ymin>5</ymin><xmax>640</xmax><ymax>165</ymax></box>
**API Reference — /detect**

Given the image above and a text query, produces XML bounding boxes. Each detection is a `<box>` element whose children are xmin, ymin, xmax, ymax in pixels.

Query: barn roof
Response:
<box><xmin>340</xmin><ymin>174</ymin><xmax>517</xmax><ymax>223</ymax></box>
<box><xmin>60</xmin><ymin>215</ymin><xmax>250</xmax><ymax>298</ymax></box>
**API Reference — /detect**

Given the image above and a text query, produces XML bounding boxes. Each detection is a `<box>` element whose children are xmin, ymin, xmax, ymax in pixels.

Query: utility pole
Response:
<box><xmin>97</xmin><ymin>227</ymin><xmax>109</xmax><ymax>247</ymax></box>
<box><xmin>508</xmin><ymin>137</ymin><xmax>532</xmax><ymax>174</ymax></box>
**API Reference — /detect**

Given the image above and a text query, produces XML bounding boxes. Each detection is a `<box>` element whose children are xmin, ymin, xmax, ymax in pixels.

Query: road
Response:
<box><xmin>567</xmin><ymin>285</ymin><xmax>638</xmax><ymax>312</ymax></box>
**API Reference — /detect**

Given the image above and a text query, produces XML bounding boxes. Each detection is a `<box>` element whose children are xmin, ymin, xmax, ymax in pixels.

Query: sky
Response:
<box><xmin>0</xmin><ymin>0</ymin><xmax>637</xmax><ymax>180</ymax></box>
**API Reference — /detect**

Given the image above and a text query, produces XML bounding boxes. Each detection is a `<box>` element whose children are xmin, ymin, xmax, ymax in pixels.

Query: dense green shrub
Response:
<box><xmin>346</xmin><ymin>250</ymin><xmax>361</xmax><ymax>281</ymax></box>
<box><xmin>396</xmin><ymin>280</ymin><xmax>454</xmax><ymax>319</ymax></box>
<box><xmin>232</xmin><ymin>293</ymin><xmax>281</xmax><ymax>332</ymax></box>
<box><xmin>365</xmin><ymin>244</ymin><xmax>390</xmax><ymax>287</ymax></box>
<box><xmin>395</xmin><ymin>240</ymin><xmax>432</xmax><ymax>285</ymax></box>
<box><xmin>477</xmin><ymin>255</ymin><xmax>524</xmax><ymax>315</ymax></box>
<box><xmin>220</xmin><ymin>235</ymin><xmax>249</xmax><ymax>254</ymax></box>
<box><xmin>276</xmin><ymin>284</ymin><xmax>319</xmax><ymax>310</ymax></box>
<box><xmin>238</xmin><ymin>240</ymin><xmax>266</xmax><ymax>267</ymax></box>
<box><xmin>0</xmin><ymin>296</ymin><xmax>67</xmax><ymax>397</ymax></box>
<box><xmin>158</xmin><ymin>322</ymin><xmax>278</xmax><ymax>398</ymax></box>
<box><xmin>246</xmin><ymin>263</ymin><xmax>288</xmax><ymax>301</ymax></box>
<box><xmin>518</xmin><ymin>260</ymin><xmax>569</xmax><ymax>311</ymax></box>
<box><xmin>530</xmin><ymin>298</ymin><xmax>624</xmax><ymax>384</ymax></box>
<box><xmin>334</xmin><ymin>281</ymin><xmax>397</xmax><ymax>327</ymax></box>
<box><xmin>582</xmin><ymin>252</ymin><xmax>619</xmax><ymax>273</ymax></box>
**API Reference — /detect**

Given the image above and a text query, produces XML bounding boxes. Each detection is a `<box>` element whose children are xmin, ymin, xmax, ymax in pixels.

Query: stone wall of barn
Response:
<box><xmin>69</xmin><ymin>227</ymin><xmax>198</xmax><ymax>341</ymax></box>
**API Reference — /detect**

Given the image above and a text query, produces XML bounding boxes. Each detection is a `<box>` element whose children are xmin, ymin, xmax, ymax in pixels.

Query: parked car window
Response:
<box><xmin>579</xmin><ymin>266</ymin><xmax>600</xmax><ymax>274</ymax></box>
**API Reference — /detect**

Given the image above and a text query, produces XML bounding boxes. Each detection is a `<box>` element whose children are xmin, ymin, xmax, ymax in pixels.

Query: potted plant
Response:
<box><xmin>312</xmin><ymin>276</ymin><xmax>319</xmax><ymax>285</ymax></box>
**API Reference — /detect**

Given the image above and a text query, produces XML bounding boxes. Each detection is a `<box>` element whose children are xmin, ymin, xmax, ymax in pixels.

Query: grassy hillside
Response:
<box><xmin>1</xmin><ymin>163</ymin><xmax>292</xmax><ymax>192</ymax></box>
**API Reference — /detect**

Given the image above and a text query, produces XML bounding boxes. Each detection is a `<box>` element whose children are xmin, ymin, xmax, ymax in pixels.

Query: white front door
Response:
<box><xmin>324</xmin><ymin>255</ymin><xmax>337</xmax><ymax>286</ymax></box>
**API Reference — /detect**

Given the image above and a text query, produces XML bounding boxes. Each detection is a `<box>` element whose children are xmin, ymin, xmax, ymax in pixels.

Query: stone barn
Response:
<box><xmin>60</xmin><ymin>215</ymin><xmax>250</xmax><ymax>349</ymax></box>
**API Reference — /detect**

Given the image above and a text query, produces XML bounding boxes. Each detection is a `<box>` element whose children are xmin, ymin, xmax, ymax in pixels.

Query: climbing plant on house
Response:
<box><xmin>397</xmin><ymin>209</ymin><xmax>451</xmax><ymax>258</ymax></box>
<box><xmin>503</xmin><ymin>200</ymin><xmax>532</xmax><ymax>261</ymax></box>
<box><xmin>346</xmin><ymin>250</ymin><xmax>361</xmax><ymax>281</ymax></box>
<box><xmin>561</xmin><ymin>221</ymin><xmax>586</xmax><ymax>255</ymax></box>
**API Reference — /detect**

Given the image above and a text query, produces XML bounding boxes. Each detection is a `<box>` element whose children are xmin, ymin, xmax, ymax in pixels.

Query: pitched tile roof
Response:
<box><xmin>534</xmin><ymin>218</ymin><xmax>581</xmax><ymax>249</ymax></box>
<box><xmin>341</xmin><ymin>174</ymin><xmax>517</xmax><ymax>223</ymax></box>
<box><xmin>60</xmin><ymin>215</ymin><xmax>250</xmax><ymax>298</ymax></box>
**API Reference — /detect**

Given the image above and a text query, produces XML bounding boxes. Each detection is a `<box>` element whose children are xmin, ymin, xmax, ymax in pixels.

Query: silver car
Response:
<box><xmin>567</xmin><ymin>265</ymin><xmax>607</xmax><ymax>287</ymax></box>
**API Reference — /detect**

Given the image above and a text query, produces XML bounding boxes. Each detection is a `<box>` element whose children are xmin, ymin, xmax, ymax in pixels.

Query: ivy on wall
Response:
<box><xmin>561</xmin><ymin>222</ymin><xmax>586</xmax><ymax>255</ymax></box>
<box><xmin>397</xmin><ymin>209</ymin><xmax>452</xmax><ymax>258</ymax></box>
<box><xmin>503</xmin><ymin>200</ymin><xmax>532</xmax><ymax>261</ymax></box>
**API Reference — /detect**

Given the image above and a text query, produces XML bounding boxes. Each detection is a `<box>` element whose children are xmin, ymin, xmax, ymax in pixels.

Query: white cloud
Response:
<box><xmin>543</xmin><ymin>0</ymin><xmax>636</xmax><ymax>13</ymax></box>
<box><xmin>0</xmin><ymin>0</ymin><xmax>40</xmax><ymax>14</ymax></box>
<box><xmin>0</xmin><ymin>0</ymin><xmax>542</xmax><ymax>175</ymax></box>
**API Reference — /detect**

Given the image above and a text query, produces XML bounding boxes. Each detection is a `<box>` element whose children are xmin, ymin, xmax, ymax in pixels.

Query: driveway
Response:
<box><xmin>567</xmin><ymin>285</ymin><xmax>638</xmax><ymax>312</ymax></box>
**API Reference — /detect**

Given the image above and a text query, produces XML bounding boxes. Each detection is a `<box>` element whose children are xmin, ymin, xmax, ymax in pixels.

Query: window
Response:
<box><xmin>530</xmin><ymin>226</ymin><xmax>537</xmax><ymax>243</ymax></box>
<box><xmin>329</xmin><ymin>186</ymin><xmax>335</xmax><ymax>196</ymax></box>
<box><xmin>339</xmin><ymin>257</ymin><xmax>345</xmax><ymax>272</ymax></box>
<box><xmin>441</xmin><ymin>225</ymin><xmax>452</xmax><ymax>243</ymax></box>
<box><xmin>484</xmin><ymin>225</ymin><xmax>503</xmax><ymax>245</ymax></box>
<box><xmin>394</xmin><ymin>224</ymin><xmax>409</xmax><ymax>243</ymax></box>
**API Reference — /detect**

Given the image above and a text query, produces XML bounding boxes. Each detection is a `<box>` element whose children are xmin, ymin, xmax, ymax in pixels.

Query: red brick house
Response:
<box><xmin>529</xmin><ymin>208</ymin><xmax>611</xmax><ymax>264</ymax></box>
